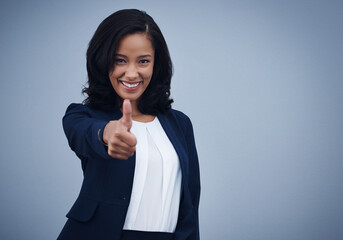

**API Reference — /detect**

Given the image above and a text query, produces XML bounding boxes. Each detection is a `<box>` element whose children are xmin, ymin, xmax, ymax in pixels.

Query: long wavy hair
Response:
<box><xmin>82</xmin><ymin>9</ymin><xmax>173</xmax><ymax>114</ymax></box>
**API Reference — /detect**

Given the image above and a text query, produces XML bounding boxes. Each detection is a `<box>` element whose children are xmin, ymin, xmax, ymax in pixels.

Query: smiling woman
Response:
<box><xmin>57</xmin><ymin>9</ymin><xmax>200</xmax><ymax>240</ymax></box>
<box><xmin>109</xmin><ymin>33</ymin><xmax>155</xmax><ymax>118</ymax></box>
<box><xmin>82</xmin><ymin>9</ymin><xmax>173</xmax><ymax>116</ymax></box>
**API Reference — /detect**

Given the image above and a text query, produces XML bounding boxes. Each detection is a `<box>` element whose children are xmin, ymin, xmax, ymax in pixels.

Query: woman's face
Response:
<box><xmin>109</xmin><ymin>33</ymin><xmax>155</xmax><ymax>106</ymax></box>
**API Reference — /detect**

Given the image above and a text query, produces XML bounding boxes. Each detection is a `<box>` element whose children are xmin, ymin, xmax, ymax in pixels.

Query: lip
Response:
<box><xmin>118</xmin><ymin>80</ymin><xmax>143</xmax><ymax>91</ymax></box>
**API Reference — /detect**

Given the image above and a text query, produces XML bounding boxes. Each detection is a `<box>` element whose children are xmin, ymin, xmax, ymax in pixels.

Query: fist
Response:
<box><xmin>103</xmin><ymin>99</ymin><xmax>137</xmax><ymax>160</ymax></box>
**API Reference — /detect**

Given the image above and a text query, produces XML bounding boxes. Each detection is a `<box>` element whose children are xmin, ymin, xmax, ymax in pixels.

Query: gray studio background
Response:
<box><xmin>1</xmin><ymin>0</ymin><xmax>342</xmax><ymax>239</ymax></box>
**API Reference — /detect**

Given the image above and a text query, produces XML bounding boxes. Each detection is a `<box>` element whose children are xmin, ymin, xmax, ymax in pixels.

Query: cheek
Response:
<box><xmin>109</xmin><ymin>69</ymin><xmax>122</xmax><ymax>82</ymax></box>
<box><xmin>109</xmin><ymin>75</ymin><xmax>116</xmax><ymax>86</ymax></box>
<box><xmin>141</xmin><ymin>66</ymin><xmax>154</xmax><ymax>79</ymax></box>
<box><xmin>110</xmin><ymin>68</ymin><xmax>123</xmax><ymax>78</ymax></box>
<box><xmin>109</xmin><ymin>73</ymin><xmax>120</xmax><ymax>91</ymax></box>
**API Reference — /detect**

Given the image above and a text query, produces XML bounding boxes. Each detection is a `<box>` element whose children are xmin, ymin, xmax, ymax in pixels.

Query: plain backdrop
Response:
<box><xmin>0</xmin><ymin>0</ymin><xmax>342</xmax><ymax>239</ymax></box>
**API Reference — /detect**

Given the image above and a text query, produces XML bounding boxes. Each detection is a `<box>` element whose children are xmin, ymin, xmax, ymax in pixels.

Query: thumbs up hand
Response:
<box><xmin>103</xmin><ymin>99</ymin><xmax>137</xmax><ymax>160</ymax></box>
<box><xmin>121</xmin><ymin>99</ymin><xmax>133</xmax><ymax>131</ymax></box>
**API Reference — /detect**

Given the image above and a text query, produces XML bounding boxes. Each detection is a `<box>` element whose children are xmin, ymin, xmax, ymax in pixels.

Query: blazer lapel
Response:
<box><xmin>157</xmin><ymin>112</ymin><xmax>189</xmax><ymax>186</ymax></box>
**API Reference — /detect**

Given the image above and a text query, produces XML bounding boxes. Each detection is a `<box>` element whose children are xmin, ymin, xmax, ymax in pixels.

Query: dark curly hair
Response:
<box><xmin>82</xmin><ymin>9</ymin><xmax>173</xmax><ymax>114</ymax></box>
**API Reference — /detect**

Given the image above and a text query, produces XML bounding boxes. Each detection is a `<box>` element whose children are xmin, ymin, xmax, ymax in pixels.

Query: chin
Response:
<box><xmin>119</xmin><ymin>93</ymin><xmax>141</xmax><ymax>102</ymax></box>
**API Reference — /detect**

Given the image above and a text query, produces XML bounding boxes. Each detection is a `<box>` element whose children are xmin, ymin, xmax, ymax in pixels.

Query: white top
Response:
<box><xmin>123</xmin><ymin>117</ymin><xmax>182</xmax><ymax>233</ymax></box>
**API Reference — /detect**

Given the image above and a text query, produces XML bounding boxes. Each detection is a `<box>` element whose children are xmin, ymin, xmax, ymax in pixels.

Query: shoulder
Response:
<box><xmin>66</xmin><ymin>103</ymin><xmax>103</xmax><ymax>113</ymax></box>
<box><xmin>164</xmin><ymin>108</ymin><xmax>190</xmax><ymax>121</ymax></box>
<box><xmin>64</xmin><ymin>103</ymin><xmax>121</xmax><ymax>120</ymax></box>
<box><xmin>168</xmin><ymin>108</ymin><xmax>189</xmax><ymax>118</ymax></box>
<box><xmin>65</xmin><ymin>103</ymin><xmax>87</xmax><ymax>112</ymax></box>
<box><xmin>64</xmin><ymin>103</ymin><xmax>95</xmax><ymax>117</ymax></box>
<box><xmin>162</xmin><ymin>108</ymin><xmax>193</xmax><ymax>131</ymax></box>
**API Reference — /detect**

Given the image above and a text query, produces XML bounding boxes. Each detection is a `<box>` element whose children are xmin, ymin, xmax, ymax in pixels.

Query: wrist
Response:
<box><xmin>97</xmin><ymin>127</ymin><xmax>108</xmax><ymax>146</ymax></box>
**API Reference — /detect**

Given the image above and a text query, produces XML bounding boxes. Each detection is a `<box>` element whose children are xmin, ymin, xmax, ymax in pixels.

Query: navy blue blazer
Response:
<box><xmin>58</xmin><ymin>103</ymin><xmax>200</xmax><ymax>240</ymax></box>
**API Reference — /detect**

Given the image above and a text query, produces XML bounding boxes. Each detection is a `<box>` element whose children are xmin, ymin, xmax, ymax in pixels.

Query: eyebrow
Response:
<box><xmin>115</xmin><ymin>53</ymin><xmax>152</xmax><ymax>58</ymax></box>
<box><xmin>138</xmin><ymin>54</ymin><xmax>153</xmax><ymax>58</ymax></box>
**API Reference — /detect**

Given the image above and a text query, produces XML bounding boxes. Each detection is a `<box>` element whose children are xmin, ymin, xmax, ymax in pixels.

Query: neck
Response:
<box><xmin>123</xmin><ymin>100</ymin><xmax>155</xmax><ymax>122</ymax></box>
<box><xmin>130</xmin><ymin>100</ymin><xmax>141</xmax><ymax>117</ymax></box>
<box><xmin>119</xmin><ymin>99</ymin><xmax>142</xmax><ymax>116</ymax></box>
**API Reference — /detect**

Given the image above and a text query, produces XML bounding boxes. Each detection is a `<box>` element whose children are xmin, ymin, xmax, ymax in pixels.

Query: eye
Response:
<box><xmin>139</xmin><ymin>59</ymin><xmax>150</xmax><ymax>64</ymax></box>
<box><xmin>115</xmin><ymin>58</ymin><xmax>126</xmax><ymax>65</ymax></box>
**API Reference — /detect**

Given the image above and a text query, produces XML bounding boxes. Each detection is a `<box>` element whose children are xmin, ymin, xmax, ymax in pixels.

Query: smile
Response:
<box><xmin>119</xmin><ymin>80</ymin><xmax>142</xmax><ymax>89</ymax></box>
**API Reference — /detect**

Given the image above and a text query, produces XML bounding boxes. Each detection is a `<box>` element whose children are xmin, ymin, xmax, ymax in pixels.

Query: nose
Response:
<box><xmin>125</xmin><ymin>63</ymin><xmax>139</xmax><ymax>80</ymax></box>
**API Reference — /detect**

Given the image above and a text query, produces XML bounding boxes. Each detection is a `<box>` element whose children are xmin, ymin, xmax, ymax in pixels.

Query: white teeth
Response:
<box><xmin>121</xmin><ymin>81</ymin><xmax>140</xmax><ymax>88</ymax></box>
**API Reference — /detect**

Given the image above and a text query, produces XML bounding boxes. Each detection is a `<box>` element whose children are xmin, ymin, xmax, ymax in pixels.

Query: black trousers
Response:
<box><xmin>121</xmin><ymin>230</ymin><xmax>174</xmax><ymax>240</ymax></box>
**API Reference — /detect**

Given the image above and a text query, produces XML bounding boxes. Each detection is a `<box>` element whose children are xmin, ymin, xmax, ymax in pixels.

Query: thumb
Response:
<box><xmin>121</xmin><ymin>99</ymin><xmax>132</xmax><ymax>130</ymax></box>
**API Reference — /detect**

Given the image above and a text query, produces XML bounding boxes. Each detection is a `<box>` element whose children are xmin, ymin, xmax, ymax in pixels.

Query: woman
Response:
<box><xmin>58</xmin><ymin>9</ymin><xmax>200</xmax><ymax>240</ymax></box>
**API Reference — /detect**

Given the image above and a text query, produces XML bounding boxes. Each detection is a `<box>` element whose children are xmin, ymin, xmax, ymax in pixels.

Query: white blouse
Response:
<box><xmin>123</xmin><ymin>117</ymin><xmax>182</xmax><ymax>233</ymax></box>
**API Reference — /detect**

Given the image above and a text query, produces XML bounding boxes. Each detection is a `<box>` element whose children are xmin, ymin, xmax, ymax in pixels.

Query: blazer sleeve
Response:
<box><xmin>184</xmin><ymin>115</ymin><xmax>201</xmax><ymax>239</ymax></box>
<box><xmin>62</xmin><ymin>103</ymin><xmax>112</xmax><ymax>160</ymax></box>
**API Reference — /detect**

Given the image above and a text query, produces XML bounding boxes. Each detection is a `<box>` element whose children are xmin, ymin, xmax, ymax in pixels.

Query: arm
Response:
<box><xmin>185</xmin><ymin>116</ymin><xmax>201</xmax><ymax>239</ymax></box>
<box><xmin>63</xmin><ymin>102</ymin><xmax>136</xmax><ymax>161</ymax></box>
<box><xmin>62</xmin><ymin>103</ymin><xmax>111</xmax><ymax>160</ymax></box>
